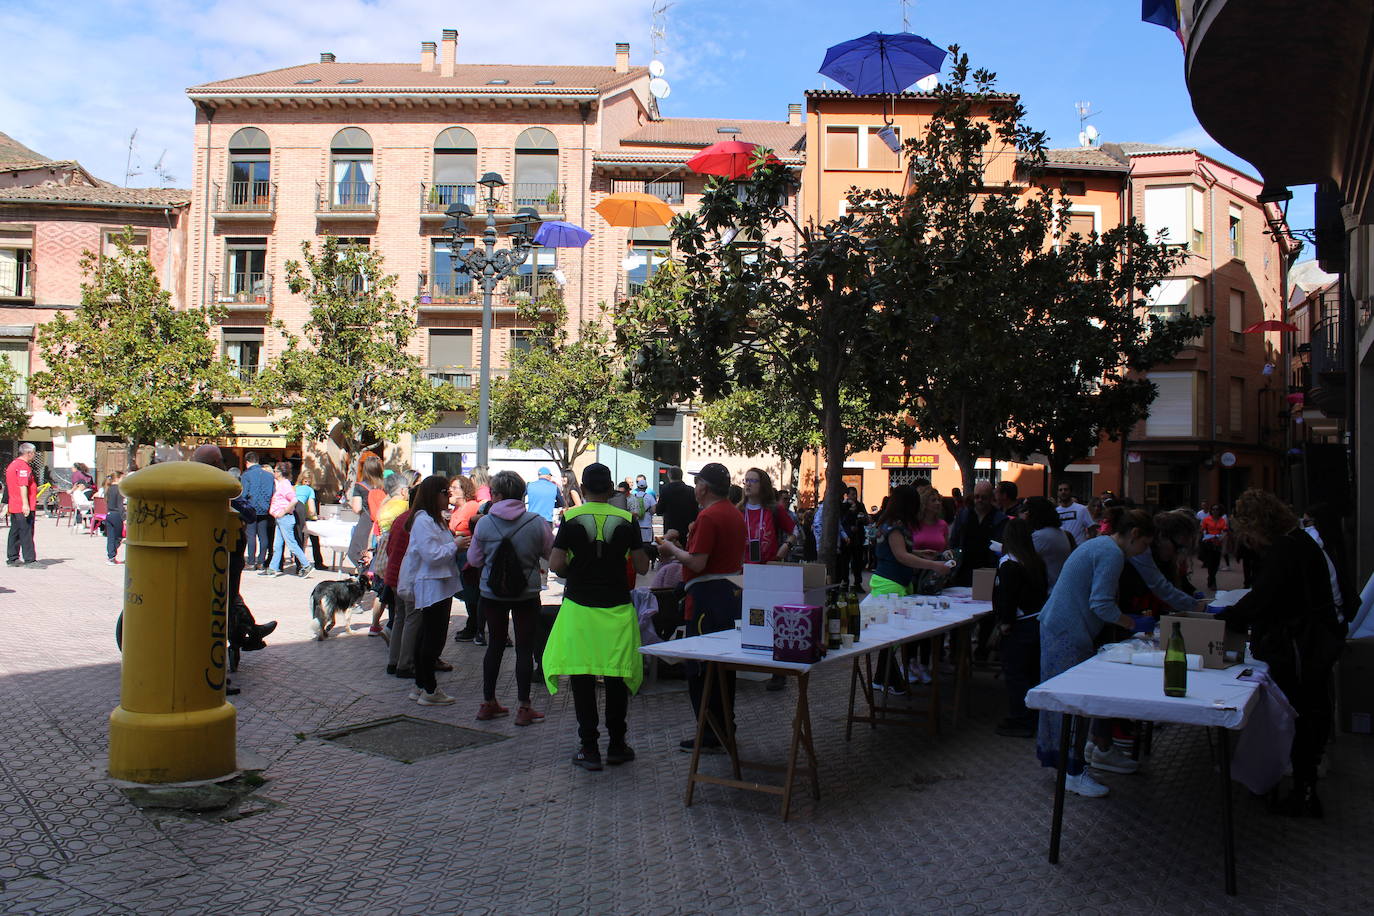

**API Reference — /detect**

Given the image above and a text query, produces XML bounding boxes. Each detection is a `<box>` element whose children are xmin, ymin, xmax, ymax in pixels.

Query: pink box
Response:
<box><xmin>772</xmin><ymin>604</ymin><xmax>824</xmax><ymax>664</ymax></box>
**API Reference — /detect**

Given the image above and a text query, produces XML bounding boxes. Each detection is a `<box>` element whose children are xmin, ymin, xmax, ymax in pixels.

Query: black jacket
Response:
<box><xmin>656</xmin><ymin>480</ymin><xmax>699</xmax><ymax>538</ymax></box>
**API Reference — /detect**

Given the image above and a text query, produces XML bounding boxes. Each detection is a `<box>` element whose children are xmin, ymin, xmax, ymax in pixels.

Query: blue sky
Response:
<box><xmin>1</xmin><ymin>0</ymin><xmax>1312</xmax><ymax>246</ymax></box>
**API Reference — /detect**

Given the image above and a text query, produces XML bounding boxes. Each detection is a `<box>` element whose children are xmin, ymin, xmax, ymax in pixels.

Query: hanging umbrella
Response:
<box><xmin>819</xmin><ymin>31</ymin><xmax>947</xmax><ymax>96</ymax></box>
<box><xmin>687</xmin><ymin>141</ymin><xmax>782</xmax><ymax>180</ymax></box>
<box><xmin>1243</xmin><ymin>319</ymin><xmax>1300</xmax><ymax>333</ymax></box>
<box><xmin>533</xmin><ymin>220</ymin><xmax>592</xmax><ymax>248</ymax></box>
<box><xmin>594</xmin><ymin>192</ymin><xmax>675</xmax><ymax>227</ymax></box>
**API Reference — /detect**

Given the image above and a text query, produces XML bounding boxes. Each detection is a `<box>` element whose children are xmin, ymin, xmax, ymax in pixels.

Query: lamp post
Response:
<box><xmin>444</xmin><ymin>172</ymin><xmax>541</xmax><ymax>468</ymax></box>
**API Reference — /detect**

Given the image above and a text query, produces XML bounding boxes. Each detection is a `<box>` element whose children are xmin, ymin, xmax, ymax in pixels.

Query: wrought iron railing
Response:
<box><xmin>0</xmin><ymin>260</ymin><xmax>34</xmax><ymax>299</ymax></box>
<box><xmin>421</xmin><ymin>182</ymin><xmax>478</xmax><ymax>213</ymax></box>
<box><xmin>512</xmin><ymin>181</ymin><xmax>565</xmax><ymax>213</ymax></box>
<box><xmin>216</xmin><ymin>180</ymin><xmax>276</xmax><ymax>213</ymax></box>
<box><xmin>317</xmin><ymin>180</ymin><xmax>379</xmax><ymax>214</ymax></box>
<box><xmin>212</xmin><ymin>272</ymin><xmax>272</xmax><ymax>305</ymax></box>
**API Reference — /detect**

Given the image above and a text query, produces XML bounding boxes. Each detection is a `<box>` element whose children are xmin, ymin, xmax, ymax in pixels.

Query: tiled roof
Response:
<box><xmin>621</xmin><ymin>119</ymin><xmax>805</xmax><ymax>152</ymax></box>
<box><xmin>189</xmin><ymin>62</ymin><xmax>647</xmax><ymax>95</ymax></box>
<box><xmin>1035</xmin><ymin>147</ymin><xmax>1129</xmax><ymax>171</ymax></box>
<box><xmin>0</xmin><ymin>131</ymin><xmax>50</xmax><ymax>166</ymax></box>
<box><xmin>0</xmin><ymin>158</ymin><xmax>75</xmax><ymax>173</ymax></box>
<box><xmin>0</xmin><ymin>185</ymin><xmax>191</xmax><ymax>207</ymax></box>
<box><xmin>1111</xmin><ymin>141</ymin><xmax>1193</xmax><ymax>156</ymax></box>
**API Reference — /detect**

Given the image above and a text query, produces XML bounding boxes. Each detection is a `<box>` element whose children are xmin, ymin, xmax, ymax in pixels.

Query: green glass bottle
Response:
<box><xmin>826</xmin><ymin>590</ymin><xmax>843</xmax><ymax>651</ymax></box>
<box><xmin>846</xmin><ymin>588</ymin><xmax>862</xmax><ymax>645</ymax></box>
<box><xmin>1164</xmin><ymin>621</ymin><xmax>1187</xmax><ymax>698</ymax></box>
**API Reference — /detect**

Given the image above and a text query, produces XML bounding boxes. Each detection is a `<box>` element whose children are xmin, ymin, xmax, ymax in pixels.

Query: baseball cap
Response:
<box><xmin>693</xmin><ymin>463</ymin><xmax>730</xmax><ymax>492</ymax></box>
<box><xmin>581</xmin><ymin>463</ymin><xmax>614</xmax><ymax>493</ymax></box>
<box><xmin>538</xmin><ymin>466</ymin><xmax>552</xmax><ymax>477</ymax></box>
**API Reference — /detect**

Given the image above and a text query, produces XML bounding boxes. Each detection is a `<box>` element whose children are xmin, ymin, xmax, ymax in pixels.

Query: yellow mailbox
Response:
<box><xmin>109</xmin><ymin>461</ymin><xmax>243</xmax><ymax>783</ymax></box>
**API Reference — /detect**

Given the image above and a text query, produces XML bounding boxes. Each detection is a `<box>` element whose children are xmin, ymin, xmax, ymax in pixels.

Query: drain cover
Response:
<box><xmin>314</xmin><ymin>715</ymin><xmax>506</xmax><ymax>763</ymax></box>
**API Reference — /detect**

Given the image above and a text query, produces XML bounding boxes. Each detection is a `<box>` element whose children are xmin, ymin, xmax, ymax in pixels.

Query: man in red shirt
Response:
<box><xmin>6</xmin><ymin>442</ymin><xmax>40</xmax><ymax>568</ymax></box>
<box><xmin>657</xmin><ymin>462</ymin><xmax>746</xmax><ymax>752</ymax></box>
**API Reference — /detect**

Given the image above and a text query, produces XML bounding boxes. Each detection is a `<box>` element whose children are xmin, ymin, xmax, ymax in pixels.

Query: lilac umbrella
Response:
<box><xmin>819</xmin><ymin>31</ymin><xmax>947</xmax><ymax>96</ymax></box>
<box><xmin>533</xmin><ymin>220</ymin><xmax>592</xmax><ymax>248</ymax></box>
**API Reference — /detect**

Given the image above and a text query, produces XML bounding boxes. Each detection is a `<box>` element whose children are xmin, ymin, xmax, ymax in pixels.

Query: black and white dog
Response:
<box><xmin>308</xmin><ymin>574</ymin><xmax>372</xmax><ymax>640</ymax></box>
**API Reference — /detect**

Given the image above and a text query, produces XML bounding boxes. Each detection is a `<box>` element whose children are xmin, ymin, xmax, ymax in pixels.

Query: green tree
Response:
<box><xmin>861</xmin><ymin>51</ymin><xmax>1194</xmax><ymax>494</ymax></box>
<box><xmin>0</xmin><ymin>359</ymin><xmax>29</xmax><ymax>440</ymax></box>
<box><xmin>31</xmin><ymin>228</ymin><xmax>236</xmax><ymax>463</ymax></box>
<box><xmin>486</xmin><ymin>302</ymin><xmax>650</xmax><ymax>480</ymax></box>
<box><xmin>617</xmin><ymin>150</ymin><xmax>912</xmax><ymax>563</ymax></box>
<box><xmin>252</xmin><ymin>236</ymin><xmax>458</xmax><ymax>488</ymax></box>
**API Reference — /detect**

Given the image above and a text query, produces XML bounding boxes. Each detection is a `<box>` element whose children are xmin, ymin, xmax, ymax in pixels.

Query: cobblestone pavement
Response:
<box><xmin>0</xmin><ymin>519</ymin><xmax>1370</xmax><ymax>914</ymax></box>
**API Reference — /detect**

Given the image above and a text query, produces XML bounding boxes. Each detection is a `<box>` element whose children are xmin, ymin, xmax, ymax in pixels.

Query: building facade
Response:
<box><xmin>0</xmin><ymin>131</ymin><xmax>190</xmax><ymax>476</ymax></box>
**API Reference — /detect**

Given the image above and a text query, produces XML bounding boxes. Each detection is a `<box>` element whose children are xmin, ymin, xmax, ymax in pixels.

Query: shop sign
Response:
<box><xmin>185</xmin><ymin>435</ymin><xmax>287</xmax><ymax>448</ymax></box>
<box><xmin>881</xmin><ymin>454</ymin><xmax>939</xmax><ymax>469</ymax></box>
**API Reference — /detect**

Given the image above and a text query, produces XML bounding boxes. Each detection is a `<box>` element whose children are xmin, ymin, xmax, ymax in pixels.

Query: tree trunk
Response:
<box><xmin>787</xmin><ymin>448</ymin><xmax>803</xmax><ymax>495</ymax></box>
<box><xmin>818</xmin><ymin>385</ymin><xmax>846</xmax><ymax>570</ymax></box>
<box><xmin>126</xmin><ymin>438</ymin><xmax>140</xmax><ymax>471</ymax></box>
<box><xmin>955</xmin><ymin>444</ymin><xmax>977</xmax><ymax>500</ymax></box>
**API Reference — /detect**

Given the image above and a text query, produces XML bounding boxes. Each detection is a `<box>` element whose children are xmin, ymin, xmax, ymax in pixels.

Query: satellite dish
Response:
<box><xmin>1085</xmin><ymin>125</ymin><xmax>1099</xmax><ymax>141</ymax></box>
<box><xmin>915</xmin><ymin>74</ymin><xmax>939</xmax><ymax>91</ymax></box>
<box><xmin>649</xmin><ymin>77</ymin><xmax>671</xmax><ymax>99</ymax></box>
<box><xmin>1078</xmin><ymin>131</ymin><xmax>1089</xmax><ymax>148</ymax></box>
<box><xmin>649</xmin><ymin>59</ymin><xmax>666</xmax><ymax>77</ymax></box>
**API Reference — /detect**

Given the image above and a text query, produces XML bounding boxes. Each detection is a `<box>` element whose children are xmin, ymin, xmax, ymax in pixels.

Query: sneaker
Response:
<box><xmin>871</xmin><ymin>681</ymin><xmax>908</xmax><ymax>697</ymax></box>
<box><xmin>407</xmin><ymin>689</ymin><xmax>421</xmax><ymax>701</ymax></box>
<box><xmin>24</xmin><ymin>562</ymin><xmax>42</xmax><ymax>570</ymax></box>
<box><xmin>453</xmin><ymin>630</ymin><xmax>476</xmax><ymax>643</ymax></box>
<box><xmin>107</xmin><ymin>558</ymin><xmax>122</xmax><ymax>565</ymax></box>
<box><xmin>434</xmin><ymin>659</ymin><xmax>454</xmax><ymax>672</ymax></box>
<box><xmin>1089</xmin><ymin>744</ymin><xmax>1140</xmax><ymax>775</ymax></box>
<box><xmin>1065</xmin><ymin>771</ymin><xmax>1110</xmax><ymax>798</ymax></box>
<box><xmin>473</xmin><ymin>633</ymin><xmax>487</xmax><ymax>647</ymax></box>
<box><xmin>678</xmin><ymin>737</ymin><xmax>724</xmax><ymax>755</ymax></box>
<box><xmin>573</xmin><ymin>746</ymin><xmax>604</xmax><ymax>771</ymax></box>
<box><xmin>476</xmin><ymin>701</ymin><xmax>510</xmax><ymax>721</ymax></box>
<box><xmin>298</xmin><ymin>564</ymin><xmax>314</xmax><ymax>578</ymax></box>
<box><xmin>606</xmin><ymin>743</ymin><xmax>636</xmax><ymax>765</ymax></box>
<box><xmin>514</xmin><ymin>705</ymin><xmax>544</xmax><ymax>726</ymax></box>
<box><xmin>257</xmin><ymin>568</ymin><xmax>277</xmax><ymax>576</ymax></box>
<box><xmin>368</xmin><ymin>625</ymin><xmax>384</xmax><ymax>637</ymax></box>
<box><xmin>6</xmin><ymin>560</ymin><xmax>21</xmax><ymax>568</ymax></box>
<box><xmin>906</xmin><ymin>662</ymin><xmax>932</xmax><ymax>685</ymax></box>
<box><xmin>417</xmin><ymin>688</ymin><xmax>455</xmax><ymax>706</ymax></box>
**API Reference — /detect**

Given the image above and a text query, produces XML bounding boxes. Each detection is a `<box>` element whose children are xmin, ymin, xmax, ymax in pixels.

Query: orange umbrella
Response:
<box><xmin>594</xmin><ymin>192</ymin><xmax>675</xmax><ymax>228</ymax></box>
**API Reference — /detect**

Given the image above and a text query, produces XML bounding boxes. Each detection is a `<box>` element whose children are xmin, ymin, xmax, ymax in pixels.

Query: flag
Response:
<box><xmin>1142</xmin><ymin>0</ymin><xmax>1181</xmax><ymax>32</ymax></box>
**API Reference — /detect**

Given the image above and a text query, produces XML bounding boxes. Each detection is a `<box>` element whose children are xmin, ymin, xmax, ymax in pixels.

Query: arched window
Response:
<box><xmin>514</xmin><ymin>127</ymin><xmax>559</xmax><ymax>210</ymax></box>
<box><xmin>430</xmin><ymin>127</ymin><xmax>477</xmax><ymax>211</ymax></box>
<box><xmin>330</xmin><ymin>128</ymin><xmax>373</xmax><ymax>209</ymax></box>
<box><xmin>227</xmin><ymin>128</ymin><xmax>271</xmax><ymax>209</ymax></box>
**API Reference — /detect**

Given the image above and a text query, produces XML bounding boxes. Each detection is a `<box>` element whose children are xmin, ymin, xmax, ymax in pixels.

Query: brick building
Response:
<box><xmin>0</xmin><ymin>130</ymin><xmax>189</xmax><ymax>475</ymax></box>
<box><xmin>184</xmin><ymin>31</ymin><xmax>801</xmax><ymax>493</ymax></box>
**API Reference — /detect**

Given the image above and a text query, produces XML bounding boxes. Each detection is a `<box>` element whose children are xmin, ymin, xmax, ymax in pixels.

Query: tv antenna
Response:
<box><xmin>152</xmin><ymin>150</ymin><xmax>177</xmax><ymax>187</ymax></box>
<box><xmin>1075</xmin><ymin>100</ymin><xmax>1101</xmax><ymax>148</ymax></box>
<box><xmin>900</xmin><ymin>0</ymin><xmax>913</xmax><ymax>32</ymax></box>
<box><xmin>123</xmin><ymin>129</ymin><xmax>142</xmax><ymax>185</ymax></box>
<box><xmin>650</xmin><ymin>1</ymin><xmax>674</xmax><ymax>58</ymax></box>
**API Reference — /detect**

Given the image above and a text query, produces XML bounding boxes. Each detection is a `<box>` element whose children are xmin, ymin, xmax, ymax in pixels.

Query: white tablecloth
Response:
<box><xmin>305</xmin><ymin>519</ymin><xmax>355</xmax><ymax>546</ymax></box>
<box><xmin>640</xmin><ymin>599</ymin><xmax>993</xmax><ymax>673</ymax></box>
<box><xmin>1025</xmin><ymin>656</ymin><xmax>1262</xmax><ymax>730</ymax></box>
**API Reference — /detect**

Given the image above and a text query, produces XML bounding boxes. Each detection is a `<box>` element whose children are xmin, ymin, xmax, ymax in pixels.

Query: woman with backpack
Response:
<box><xmin>467</xmin><ymin>470</ymin><xmax>554</xmax><ymax>725</ymax></box>
<box><xmin>396</xmin><ymin>475</ymin><xmax>465</xmax><ymax>706</ymax></box>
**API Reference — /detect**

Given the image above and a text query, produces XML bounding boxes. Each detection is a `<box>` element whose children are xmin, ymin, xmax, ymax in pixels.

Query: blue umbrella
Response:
<box><xmin>818</xmin><ymin>31</ymin><xmax>947</xmax><ymax>96</ymax></box>
<box><xmin>533</xmin><ymin>220</ymin><xmax>592</xmax><ymax>248</ymax></box>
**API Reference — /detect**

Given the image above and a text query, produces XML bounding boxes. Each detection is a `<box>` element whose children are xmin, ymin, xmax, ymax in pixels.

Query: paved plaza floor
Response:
<box><xmin>0</xmin><ymin>517</ymin><xmax>1371</xmax><ymax>914</ymax></box>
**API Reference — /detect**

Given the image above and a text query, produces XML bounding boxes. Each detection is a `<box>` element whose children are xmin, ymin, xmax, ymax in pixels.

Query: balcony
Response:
<box><xmin>0</xmin><ymin>261</ymin><xmax>35</xmax><ymax>300</ymax></box>
<box><xmin>425</xmin><ymin>366</ymin><xmax>509</xmax><ymax>389</ymax></box>
<box><xmin>212</xmin><ymin>273</ymin><xmax>273</xmax><ymax>311</ymax></box>
<box><xmin>316</xmin><ymin>180</ymin><xmax>379</xmax><ymax>219</ymax></box>
<box><xmin>227</xmin><ymin>361</ymin><xmax>260</xmax><ymax>382</ymax></box>
<box><xmin>511</xmin><ymin>182</ymin><xmax>566</xmax><ymax>216</ymax></box>
<box><xmin>212</xmin><ymin>181</ymin><xmax>276</xmax><ymax>220</ymax></box>
<box><xmin>420</xmin><ymin>182</ymin><xmax>477</xmax><ymax>220</ymax></box>
<box><xmin>1307</xmin><ymin>313</ymin><xmax>1347</xmax><ymax>416</ymax></box>
<box><xmin>645</xmin><ymin>179</ymin><xmax>685</xmax><ymax>205</ymax></box>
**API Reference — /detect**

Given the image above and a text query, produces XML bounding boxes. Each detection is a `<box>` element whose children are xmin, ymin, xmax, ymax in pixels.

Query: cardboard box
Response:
<box><xmin>971</xmin><ymin>568</ymin><xmax>996</xmax><ymax>602</ymax></box>
<box><xmin>773</xmin><ymin>604</ymin><xmax>824</xmax><ymax>663</ymax></box>
<box><xmin>740</xmin><ymin>563</ymin><xmax>830</xmax><ymax>650</ymax></box>
<box><xmin>1338</xmin><ymin>637</ymin><xmax>1374</xmax><ymax>735</ymax></box>
<box><xmin>1158</xmin><ymin>613</ymin><xmax>1247</xmax><ymax>669</ymax></box>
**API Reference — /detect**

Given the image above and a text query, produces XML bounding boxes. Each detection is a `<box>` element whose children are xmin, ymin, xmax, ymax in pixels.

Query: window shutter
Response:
<box><xmin>1145</xmin><ymin>187</ymin><xmax>1187</xmax><ymax>245</ymax></box>
<box><xmin>1145</xmin><ymin>372</ymin><xmax>1195</xmax><ymax>437</ymax></box>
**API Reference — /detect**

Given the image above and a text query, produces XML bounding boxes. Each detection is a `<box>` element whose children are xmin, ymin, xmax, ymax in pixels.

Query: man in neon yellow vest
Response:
<box><xmin>543</xmin><ymin>463</ymin><xmax>650</xmax><ymax>771</ymax></box>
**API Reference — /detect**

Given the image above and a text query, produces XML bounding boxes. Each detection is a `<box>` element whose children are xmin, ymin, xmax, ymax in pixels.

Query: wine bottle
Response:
<box><xmin>826</xmin><ymin>590</ymin><xmax>843</xmax><ymax>651</ymax></box>
<box><xmin>846</xmin><ymin>588</ymin><xmax>861</xmax><ymax>645</ymax></box>
<box><xmin>1164</xmin><ymin>621</ymin><xmax>1187</xmax><ymax>697</ymax></box>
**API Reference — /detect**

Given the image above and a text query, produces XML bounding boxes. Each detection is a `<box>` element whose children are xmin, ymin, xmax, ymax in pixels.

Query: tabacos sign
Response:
<box><xmin>881</xmin><ymin>454</ymin><xmax>939</xmax><ymax>469</ymax></box>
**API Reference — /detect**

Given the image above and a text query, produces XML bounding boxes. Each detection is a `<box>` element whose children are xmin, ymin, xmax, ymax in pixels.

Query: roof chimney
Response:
<box><xmin>615</xmin><ymin>42</ymin><xmax>630</xmax><ymax>74</ymax></box>
<box><xmin>441</xmin><ymin>29</ymin><xmax>458</xmax><ymax>78</ymax></box>
<box><xmin>320</xmin><ymin>52</ymin><xmax>336</xmax><ymax>64</ymax></box>
<box><xmin>420</xmin><ymin>41</ymin><xmax>436</xmax><ymax>73</ymax></box>
<box><xmin>787</xmin><ymin>103</ymin><xmax>802</xmax><ymax>126</ymax></box>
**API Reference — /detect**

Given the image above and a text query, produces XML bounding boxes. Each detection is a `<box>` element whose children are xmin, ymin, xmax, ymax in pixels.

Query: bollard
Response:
<box><xmin>108</xmin><ymin>461</ymin><xmax>243</xmax><ymax>783</ymax></box>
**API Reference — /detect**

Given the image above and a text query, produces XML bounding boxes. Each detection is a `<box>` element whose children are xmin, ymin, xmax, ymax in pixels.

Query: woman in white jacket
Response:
<box><xmin>398</xmin><ymin>475</ymin><xmax>465</xmax><ymax>706</ymax></box>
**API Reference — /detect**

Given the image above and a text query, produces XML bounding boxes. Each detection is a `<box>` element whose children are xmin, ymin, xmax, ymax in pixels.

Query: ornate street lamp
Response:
<box><xmin>444</xmin><ymin>173</ymin><xmax>541</xmax><ymax>467</ymax></box>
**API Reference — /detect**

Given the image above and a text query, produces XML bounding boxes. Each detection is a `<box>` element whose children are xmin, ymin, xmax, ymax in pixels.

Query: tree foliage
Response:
<box><xmin>485</xmin><ymin>302</ymin><xmax>650</xmax><ymax>477</ymax></box>
<box><xmin>31</xmin><ymin>228</ymin><xmax>236</xmax><ymax>461</ymax></box>
<box><xmin>0</xmin><ymin>359</ymin><xmax>29</xmax><ymax>440</ymax></box>
<box><xmin>252</xmin><ymin>236</ymin><xmax>458</xmax><ymax>486</ymax></box>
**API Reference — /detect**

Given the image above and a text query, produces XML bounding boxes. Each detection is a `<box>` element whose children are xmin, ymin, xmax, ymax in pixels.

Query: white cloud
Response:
<box><xmin>0</xmin><ymin>0</ymin><xmax>648</xmax><ymax>188</ymax></box>
<box><xmin>1156</xmin><ymin>125</ymin><xmax>1220</xmax><ymax>151</ymax></box>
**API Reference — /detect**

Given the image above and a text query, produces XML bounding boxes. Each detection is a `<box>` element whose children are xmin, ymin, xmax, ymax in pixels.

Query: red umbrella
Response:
<box><xmin>686</xmin><ymin>141</ymin><xmax>781</xmax><ymax>180</ymax></box>
<box><xmin>1242</xmin><ymin>319</ymin><xmax>1299</xmax><ymax>333</ymax></box>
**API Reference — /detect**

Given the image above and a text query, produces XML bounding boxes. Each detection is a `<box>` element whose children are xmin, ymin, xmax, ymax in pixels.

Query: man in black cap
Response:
<box><xmin>543</xmin><ymin>463</ymin><xmax>650</xmax><ymax>771</ymax></box>
<box><xmin>656</xmin><ymin>463</ymin><xmax>746</xmax><ymax>753</ymax></box>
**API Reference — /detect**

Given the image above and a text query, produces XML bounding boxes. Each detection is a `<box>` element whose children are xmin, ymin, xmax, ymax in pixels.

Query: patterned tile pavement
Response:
<box><xmin>0</xmin><ymin>518</ymin><xmax>1371</xmax><ymax>913</ymax></box>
